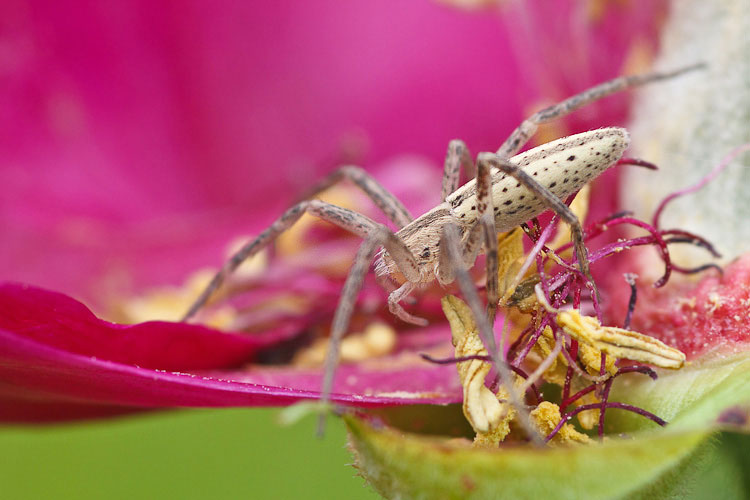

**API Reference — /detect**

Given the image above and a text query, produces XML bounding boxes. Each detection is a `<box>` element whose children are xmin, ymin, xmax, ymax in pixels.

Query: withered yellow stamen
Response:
<box><xmin>556</xmin><ymin>310</ymin><xmax>686</xmax><ymax>369</ymax></box>
<box><xmin>442</xmin><ymin>295</ymin><xmax>508</xmax><ymax>436</ymax></box>
<box><xmin>531</xmin><ymin>402</ymin><xmax>590</xmax><ymax>446</ymax></box>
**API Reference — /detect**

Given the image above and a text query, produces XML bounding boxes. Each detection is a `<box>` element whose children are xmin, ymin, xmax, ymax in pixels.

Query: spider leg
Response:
<box><xmin>440</xmin><ymin>223</ymin><xmax>543</xmax><ymax>446</ymax></box>
<box><xmin>317</xmin><ymin>235</ymin><xmax>381</xmax><ymax>436</ymax></box>
<box><xmin>442</xmin><ymin>139</ymin><xmax>476</xmax><ymax>201</ymax></box>
<box><xmin>436</xmin><ymin>155</ymin><xmax>499</xmax><ymax>325</ymax></box>
<box><xmin>316</xmin><ymin>222</ymin><xmax>423</xmax><ymax>433</ymax></box>
<box><xmin>497</xmin><ymin>64</ymin><xmax>704</xmax><ymax>158</ymax></box>
<box><xmin>387</xmin><ymin>281</ymin><xmax>427</xmax><ymax>326</ymax></box>
<box><xmin>181</xmin><ymin>199</ymin><xmax>420</xmax><ymax>321</ymax></box>
<box><xmin>475</xmin><ymin>156</ymin><xmax>499</xmax><ymax>326</ymax></box>
<box><xmin>296</xmin><ymin>165</ymin><xmax>413</xmax><ymax>228</ymax></box>
<box><xmin>480</xmin><ymin>153</ymin><xmax>597</xmax><ymax>300</ymax></box>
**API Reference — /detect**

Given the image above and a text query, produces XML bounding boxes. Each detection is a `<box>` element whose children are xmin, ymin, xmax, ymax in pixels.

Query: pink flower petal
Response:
<box><xmin>1</xmin><ymin>1</ymin><xmax>664</xmax><ymax>303</ymax></box>
<box><xmin>0</xmin><ymin>282</ymin><xmax>460</xmax><ymax>422</ymax></box>
<box><xmin>0</xmin><ymin>282</ymin><xmax>282</xmax><ymax>370</ymax></box>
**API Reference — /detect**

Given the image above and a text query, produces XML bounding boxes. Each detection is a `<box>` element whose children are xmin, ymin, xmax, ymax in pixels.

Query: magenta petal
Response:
<box><xmin>0</xmin><ymin>328</ymin><xmax>315</xmax><ymax>421</ymax></box>
<box><xmin>1</xmin><ymin>1</ymin><xmax>665</xmax><ymax>304</ymax></box>
<box><xmin>0</xmin><ymin>395</ymin><xmax>151</xmax><ymax>423</ymax></box>
<box><xmin>203</xmin><ymin>350</ymin><xmax>462</xmax><ymax>405</ymax></box>
<box><xmin>0</xmin><ymin>282</ymin><xmax>460</xmax><ymax>422</ymax></box>
<box><xmin>0</xmin><ymin>282</ymin><xmax>281</xmax><ymax>370</ymax></box>
<box><xmin>0</xmin><ymin>327</ymin><xmax>460</xmax><ymax>424</ymax></box>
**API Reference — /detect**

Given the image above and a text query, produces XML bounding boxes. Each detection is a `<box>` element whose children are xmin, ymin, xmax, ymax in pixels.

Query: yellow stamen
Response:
<box><xmin>531</xmin><ymin>402</ymin><xmax>590</xmax><ymax>446</ymax></box>
<box><xmin>442</xmin><ymin>295</ymin><xmax>525</xmax><ymax>446</ymax></box>
<box><xmin>556</xmin><ymin>310</ymin><xmax>686</xmax><ymax>369</ymax></box>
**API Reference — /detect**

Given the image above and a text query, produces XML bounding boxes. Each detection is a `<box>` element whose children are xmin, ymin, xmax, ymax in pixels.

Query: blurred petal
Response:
<box><xmin>0</xmin><ymin>283</ymin><xmax>281</xmax><ymax>369</ymax></box>
<box><xmin>0</xmin><ymin>283</ymin><xmax>460</xmax><ymax>422</ymax></box>
<box><xmin>2</xmin><ymin>0</ymin><xmax>527</xmax><ymax>299</ymax></box>
<box><xmin>1</xmin><ymin>0</ymin><xmax>665</xmax><ymax>303</ymax></box>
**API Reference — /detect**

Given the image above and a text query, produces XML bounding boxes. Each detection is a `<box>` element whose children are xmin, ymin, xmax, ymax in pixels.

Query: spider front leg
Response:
<box><xmin>296</xmin><ymin>165</ymin><xmax>413</xmax><ymax>228</ymax></box>
<box><xmin>317</xmin><ymin>224</ymin><xmax>423</xmax><ymax>434</ymax></box>
<box><xmin>181</xmin><ymin>200</ymin><xmax>420</xmax><ymax>321</ymax></box>
<box><xmin>317</xmin><ymin>235</ymin><xmax>381</xmax><ymax>435</ymax></box>
<box><xmin>475</xmin><ymin>157</ymin><xmax>500</xmax><ymax>325</ymax></box>
<box><xmin>496</xmin><ymin>64</ymin><xmax>703</xmax><ymax>158</ymax></box>
<box><xmin>442</xmin><ymin>139</ymin><xmax>475</xmax><ymax>201</ymax></box>
<box><xmin>179</xmin><ymin>198</ymin><xmax>423</xmax><ymax>434</ymax></box>
<box><xmin>439</xmin><ymin>143</ymin><xmax>500</xmax><ymax>325</ymax></box>
<box><xmin>387</xmin><ymin>281</ymin><xmax>427</xmax><ymax>326</ymax></box>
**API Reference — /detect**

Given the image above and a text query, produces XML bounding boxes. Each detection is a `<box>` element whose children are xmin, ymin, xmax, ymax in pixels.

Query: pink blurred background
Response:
<box><xmin>0</xmin><ymin>0</ymin><xmax>665</xmax><ymax>306</ymax></box>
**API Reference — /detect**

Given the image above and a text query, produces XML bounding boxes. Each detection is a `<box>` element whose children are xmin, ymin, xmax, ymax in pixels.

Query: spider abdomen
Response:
<box><xmin>448</xmin><ymin>127</ymin><xmax>629</xmax><ymax>231</ymax></box>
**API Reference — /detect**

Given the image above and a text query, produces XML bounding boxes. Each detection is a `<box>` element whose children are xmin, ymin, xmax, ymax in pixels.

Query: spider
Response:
<box><xmin>181</xmin><ymin>63</ymin><xmax>701</xmax><ymax>428</ymax></box>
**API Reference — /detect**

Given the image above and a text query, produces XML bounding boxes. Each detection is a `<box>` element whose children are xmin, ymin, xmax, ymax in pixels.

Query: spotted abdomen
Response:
<box><xmin>447</xmin><ymin>127</ymin><xmax>629</xmax><ymax>231</ymax></box>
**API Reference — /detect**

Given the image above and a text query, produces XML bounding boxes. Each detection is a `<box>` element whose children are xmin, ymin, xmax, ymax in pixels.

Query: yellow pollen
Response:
<box><xmin>114</xmin><ymin>243</ymin><xmax>270</xmax><ymax>328</ymax></box>
<box><xmin>115</xmin><ymin>268</ymin><xmax>236</xmax><ymax>328</ymax></box>
<box><xmin>292</xmin><ymin>322</ymin><xmax>397</xmax><ymax>368</ymax></box>
<box><xmin>531</xmin><ymin>402</ymin><xmax>590</xmax><ymax>446</ymax></box>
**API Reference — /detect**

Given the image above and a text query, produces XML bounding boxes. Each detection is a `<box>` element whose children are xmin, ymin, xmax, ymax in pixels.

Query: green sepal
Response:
<box><xmin>347</xmin><ymin>414</ymin><xmax>712</xmax><ymax>500</ymax></box>
<box><xmin>608</xmin><ymin>351</ymin><xmax>750</xmax><ymax>434</ymax></box>
<box><xmin>346</xmin><ymin>351</ymin><xmax>750</xmax><ymax>499</ymax></box>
